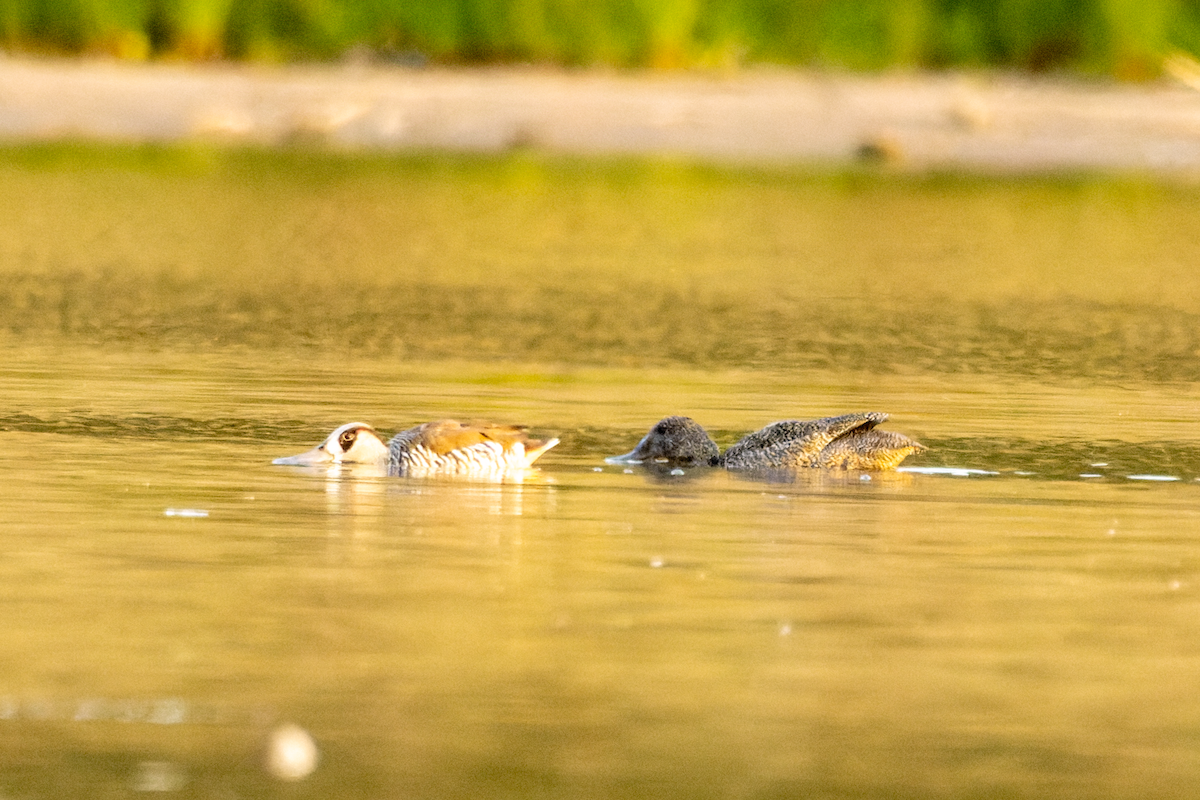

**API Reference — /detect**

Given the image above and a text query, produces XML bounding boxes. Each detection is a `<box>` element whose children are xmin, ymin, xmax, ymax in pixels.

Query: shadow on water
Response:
<box><xmin>8</xmin><ymin>272</ymin><xmax>1200</xmax><ymax>380</ymax></box>
<box><xmin>0</xmin><ymin>411</ymin><xmax>288</xmax><ymax>441</ymax></box>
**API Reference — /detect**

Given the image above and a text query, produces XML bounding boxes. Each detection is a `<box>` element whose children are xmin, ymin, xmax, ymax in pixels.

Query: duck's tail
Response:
<box><xmin>524</xmin><ymin>437</ymin><xmax>560</xmax><ymax>467</ymax></box>
<box><xmin>816</xmin><ymin>430</ymin><xmax>925</xmax><ymax>470</ymax></box>
<box><xmin>860</xmin><ymin>433</ymin><xmax>926</xmax><ymax>470</ymax></box>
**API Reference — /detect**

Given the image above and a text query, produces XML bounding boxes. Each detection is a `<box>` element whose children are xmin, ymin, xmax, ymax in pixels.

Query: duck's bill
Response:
<box><xmin>273</xmin><ymin>446</ymin><xmax>332</xmax><ymax>466</ymax></box>
<box><xmin>604</xmin><ymin>450</ymin><xmax>645</xmax><ymax>465</ymax></box>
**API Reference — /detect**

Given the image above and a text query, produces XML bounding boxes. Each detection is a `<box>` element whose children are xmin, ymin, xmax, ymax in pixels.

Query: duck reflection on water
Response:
<box><xmin>607</xmin><ymin>413</ymin><xmax>924</xmax><ymax>472</ymax></box>
<box><xmin>274</xmin><ymin>420</ymin><xmax>559</xmax><ymax>479</ymax></box>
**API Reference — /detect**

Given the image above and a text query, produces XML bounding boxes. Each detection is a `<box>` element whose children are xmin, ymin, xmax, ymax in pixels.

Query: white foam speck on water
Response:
<box><xmin>898</xmin><ymin>466</ymin><xmax>999</xmax><ymax>477</ymax></box>
<box><xmin>0</xmin><ymin>698</ymin><xmax>17</xmax><ymax>720</ymax></box>
<box><xmin>132</xmin><ymin>760</ymin><xmax>186</xmax><ymax>793</ymax></box>
<box><xmin>164</xmin><ymin>508</ymin><xmax>209</xmax><ymax>518</ymax></box>
<box><xmin>265</xmin><ymin>724</ymin><xmax>319</xmax><ymax>781</ymax></box>
<box><xmin>1126</xmin><ymin>474</ymin><xmax>1180</xmax><ymax>482</ymax></box>
<box><xmin>1080</xmin><ymin>474</ymin><xmax>1103</xmax><ymax>479</ymax></box>
<box><xmin>649</xmin><ymin>557</ymin><xmax>664</xmax><ymax>568</ymax></box>
<box><xmin>670</xmin><ymin>468</ymin><xmax>685</xmax><ymax>476</ymax></box>
<box><xmin>146</xmin><ymin>698</ymin><xmax>189</xmax><ymax>725</ymax></box>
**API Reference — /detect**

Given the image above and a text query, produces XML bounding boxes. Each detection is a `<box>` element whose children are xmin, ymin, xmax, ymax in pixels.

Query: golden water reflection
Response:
<box><xmin>1</xmin><ymin>149</ymin><xmax>1199</xmax><ymax>797</ymax></box>
<box><xmin>0</xmin><ymin>346</ymin><xmax>1198</xmax><ymax>797</ymax></box>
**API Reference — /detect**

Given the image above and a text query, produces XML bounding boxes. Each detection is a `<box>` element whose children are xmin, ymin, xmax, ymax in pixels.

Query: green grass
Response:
<box><xmin>0</xmin><ymin>0</ymin><xmax>1198</xmax><ymax>73</ymax></box>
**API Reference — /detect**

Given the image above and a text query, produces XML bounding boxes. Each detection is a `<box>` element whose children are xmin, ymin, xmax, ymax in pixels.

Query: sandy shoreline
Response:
<box><xmin>2</xmin><ymin>55</ymin><xmax>1200</xmax><ymax>172</ymax></box>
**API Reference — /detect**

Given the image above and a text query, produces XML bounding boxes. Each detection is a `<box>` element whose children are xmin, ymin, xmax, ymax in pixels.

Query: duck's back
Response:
<box><xmin>721</xmin><ymin>412</ymin><xmax>921</xmax><ymax>470</ymax></box>
<box><xmin>388</xmin><ymin>420</ymin><xmax>558</xmax><ymax>477</ymax></box>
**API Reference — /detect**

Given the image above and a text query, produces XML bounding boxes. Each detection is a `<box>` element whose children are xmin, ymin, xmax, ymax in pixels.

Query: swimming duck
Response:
<box><xmin>607</xmin><ymin>412</ymin><xmax>923</xmax><ymax>471</ymax></box>
<box><xmin>274</xmin><ymin>420</ymin><xmax>560</xmax><ymax>478</ymax></box>
<box><xmin>606</xmin><ymin>416</ymin><xmax>721</xmax><ymax>467</ymax></box>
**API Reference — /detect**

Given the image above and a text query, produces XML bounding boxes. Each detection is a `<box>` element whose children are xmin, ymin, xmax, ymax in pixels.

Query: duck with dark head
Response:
<box><xmin>608</xmin><ymin>412</ymin><xmax>923</xmax><ymax>471</ymax></box>
<box><xmin>606</xmin><ymin>416</ymin><xmax>720</xmax><ymax>467</ymax></box>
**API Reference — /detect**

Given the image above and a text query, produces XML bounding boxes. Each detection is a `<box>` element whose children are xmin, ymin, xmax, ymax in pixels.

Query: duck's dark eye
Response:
<box><xmin>338</xmin><ymin>429</ymin><xmax>358</xmax><ymax>450</ymax></box>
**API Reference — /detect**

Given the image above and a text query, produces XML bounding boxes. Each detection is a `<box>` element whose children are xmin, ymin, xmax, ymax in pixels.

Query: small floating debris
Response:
<box><xmin>265</xmin><ymin>724</ymin><xmax>319</xmax><ymax>781</ymax></box>
<box><xmin>592</xmin><ymin>467</ymin><xmax>603</xmax><ymax>472</ymax></box>
<box><xmin>856</xmin><ymin>135</ymin><xmax>904</xmax><ymax>165</ymax></box>
<box><xmin>1126</xmin><ymin>474</ymin><xmax>1181</xmax><ymax>482</ymax></box>
<box><xmin>164</xmin><ymin>508</ymin><xmax>208</xmax><ymax>518</ymax></box>
<box><xmin>859</xmin><ymin>474</ymin><xmax>871</xmax><ymax>482</ymax></box>
<box><xmin>132</xmin><ymin>760</ymin><xmax>186</xmax><ymax>793</ymax></box>
<box><xmin>1079</xmin><ymin>474</ymin><xmax>1104</xmax><ymax>479</ymax></box>
<box><xmin>87</xmin><ymin>697</ymin><xmax>190</xmax><ymax>725</ymax></box>
<box><xmin>649</xmin><ymin>557</ymin><xmax>664</xmax><ymax>568</ymax></box>
<box><xmin>1091</xmin><ymin>462</ymin><xmax>1109</xmax><ymax>467</ymax></box>
<box><xmin>897</xmin><ymin>466</ymin><xmax>999</xmax><ymax>477</ymax></box>
<box><xmin>669</xmin><ymin>468</ymin><xmax>685</xmax><ymax>476</ymax></box>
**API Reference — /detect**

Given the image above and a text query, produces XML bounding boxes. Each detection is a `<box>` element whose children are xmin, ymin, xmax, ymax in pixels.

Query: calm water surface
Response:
<box><xmin>2</xmin><ymin>148</ymin><xmax>1200</xmax><ymax>798</ymax></box>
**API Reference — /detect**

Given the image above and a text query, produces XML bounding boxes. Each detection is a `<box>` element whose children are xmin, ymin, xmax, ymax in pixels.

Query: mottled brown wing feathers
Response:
<box><xmin>816</xmin><ymin>428</ymin><xmax>925</xmax><ymax>469</ymax></box>
<box><xmin>412</xmin><ymin>420</ymin><xmax>532</xmax><ymax>455</ymax></box>
<box><xmin>724</xmin><ymin>413</ymin><xmax>888</xmax><ymax>467</ymax></box>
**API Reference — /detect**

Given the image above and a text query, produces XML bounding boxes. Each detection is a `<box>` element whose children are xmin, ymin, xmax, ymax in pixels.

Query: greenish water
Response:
<box><xmin>2</xmin><ymin>147</ymin><xmax>1200</xmax><ymax>797</ymax></box>
<box><xmin>5</xmin><ymin>147</ymin><xmax>1200</xmax><ymax>379</ymax></box>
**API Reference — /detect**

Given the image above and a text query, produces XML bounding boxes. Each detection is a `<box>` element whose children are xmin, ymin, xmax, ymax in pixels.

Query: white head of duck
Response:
<box><xmin>275</xmin><ymin>419</ymin><xmax>559</xmax><ymax>479</ymax></box>
<box><xmin>273</xmin><ymin>422</ymin><xmax>390</xmax><ymax>467</ymax></box>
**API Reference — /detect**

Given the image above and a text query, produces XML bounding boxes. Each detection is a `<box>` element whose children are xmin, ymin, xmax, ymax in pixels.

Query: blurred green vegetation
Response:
<box><xmin>0</xmin><ymin>0</ymin><xmax>1198</xmax><ymax>74</ymax></box>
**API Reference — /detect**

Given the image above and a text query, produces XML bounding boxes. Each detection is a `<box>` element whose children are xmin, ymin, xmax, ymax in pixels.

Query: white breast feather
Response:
<box><xmin>390</xmin><ymin>440</ymin><xmax>533</xmax><ymax>477</ymax></box>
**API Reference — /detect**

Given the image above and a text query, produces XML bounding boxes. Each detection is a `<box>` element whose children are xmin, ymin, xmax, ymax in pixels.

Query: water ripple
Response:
<box><xmin>5</xmin><ymin>414</ymin><xmax>1200</xmax><ymax>482</ymax></box>
<box><xmin>0</xmin><ymin>412</ymin><xmax>307</xmax><ymax>442</ymax></box>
